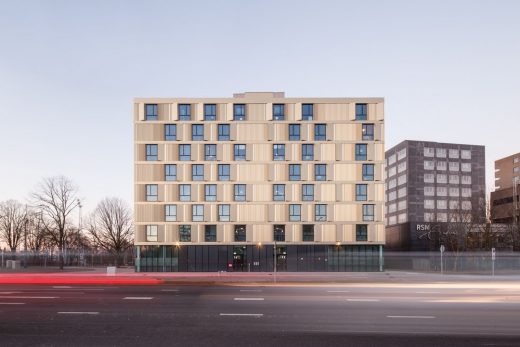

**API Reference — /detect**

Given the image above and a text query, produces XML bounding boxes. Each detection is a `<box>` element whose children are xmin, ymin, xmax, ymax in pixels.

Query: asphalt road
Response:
<box><xmin>1</xmin><ymin>280</ymin><xmax>520</xmax><ymax>346</ymax></box>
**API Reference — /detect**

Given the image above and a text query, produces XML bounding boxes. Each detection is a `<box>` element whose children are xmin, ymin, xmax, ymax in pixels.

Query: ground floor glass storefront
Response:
<box><xmin>135</xmin><ymin>244</ymin><xmax>383</xmax><ymax>272</ymax></box>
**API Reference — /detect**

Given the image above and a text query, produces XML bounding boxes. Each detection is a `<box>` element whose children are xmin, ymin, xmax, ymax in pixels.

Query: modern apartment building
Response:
<box><xmin>384</xmin><ymin>140</ymin><xmax>486</xmax><ymax>251</ymax></box>
<box><xmin>133</xmin><ymin>92</ymin><xmax>385</xmax><ymax>272</ymax></box>
<box><xmin>491</xmin><ymin>152</ymin><xmax>520</xmax><ymax>224</ymax></box>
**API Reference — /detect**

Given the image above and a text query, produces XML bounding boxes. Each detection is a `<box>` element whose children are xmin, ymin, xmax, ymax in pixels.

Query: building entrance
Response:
<box><xmin>232</xmin><ymin>246</ymin><xmax>247</xmax><ymax>271</ymax></box>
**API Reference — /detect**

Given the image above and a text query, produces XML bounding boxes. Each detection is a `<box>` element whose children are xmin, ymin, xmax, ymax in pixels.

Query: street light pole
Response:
<box><xmin>77</xmin><ymin>199</ymin><xmax>82</xmax><ymax>266</ymax></box>
<box><xmin>273</xmin><ymin>240</ymin><xmax>277</xmax><ymax>283</ymax></box>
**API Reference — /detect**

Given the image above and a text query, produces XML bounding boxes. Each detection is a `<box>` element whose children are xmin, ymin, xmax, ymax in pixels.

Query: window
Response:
<box><xmin>233</xmin><ymin>104</ymin><xmax>246</xmax><ymax>120</ymax></box>
<box><xmin>165</xmin><ymin>124</ymin><xmax>176</xmax><ymax>141</ymax></box>
<box><xmin>356</xmin><ymin>184</ymin><xmax>368</xmax><ymax>201</ymax></box>
<box><xmin>289</xmin><ymin>204</ymin><xmax>301</xmax><ymax>221</ymax></box>
<box><xmin>192</xmin><ymin>124</ymin><xmax>204</xmax><ymax>141</ymax></box>
<box><xmin>218</xmin><ymin>164</ymin><xmax>230</xmax><ymax>181</ymax></box>
<box><xmin>234</xmin><ymin>184</ymin><xmax>246</xmax><ymax>201</ymax></box>
<box><xmin>449</xmin><ymin>187</ymin><xmax>459</xmax><ymax>197</ymax></box>
<box><xmin>204</xmin><ymin>104</ymin><xmax>216</xmax><ymax>121</ymax></box>
<box><xmin>388</xmin><ymin>166</ymin><xmax>397</xmax><ymax>177</ymax></box>
<box><xmin>356</xmin><ymin>144</ymin><xmax>367</xmax><ymax>161</ymax></box>
<box><xmin>461</xmin><ymin>187</ymin><xmax>472</xmax><ymax>197</ymax></box>
<box><xmin>302</xmin><ymin>184</ymin><xmax>314</xmax><ymax>201</ymax></box>
<box><xmin>424</xmin><ymin>173</ymin><xmax>435</xmax><ymax>183</ymax></box>
<box><xmin>397</xmin><ymin>174</ymin><xmax>407</xmax><ymax>186</ymax></box>
<box><xmin>424</xmin><ymin>186</ymin><xmax>435</xmax><ymax>196</ymax></box>
<box><xmin>424</xmin><ymin>213</ymin><xmax>435</xmax><ymax>222</ymax></box>
<box><xmin>165</xmin><ymin>205</ymin><xmax>176</xmax><ymax>222</ymax></box>
<box><xmin>205</xmin><ymin>225</ymin><xmax>216</xmax><ymax>242</ymax></box>
<box><xmin>388</xmin><ymin>179</ymin><xmax>396</xmax><ymax>189</ymax></box>
<box><xmin>146</xmin><ymin>225</ymin><xmax>158</xmax><ymax>241</ymax></box>
<box><xmin>437</xmin><ymin>161</ymin><xmax>447</xmax><ymax>171</ymax></box>
<box><xmin>388</xmin><ymin>203</ymin><xmax>397</xmax><ymax>213</ymax></box>
<box><xmin>273</xmin><ymin>184</ymin><xmax>285</xmax><ymax>201</ymax></box>
<box><xmin>165</xmin><ymin>164</ymin><xmax>176</xmax><ymax>181</ymax></box>
<box><xmin>205</xmin><ymin>184</ymin><xmax>217</xmax><ymax>201</ymax></box>
<box><xmin>362</xmin><ymin>204</ymin><xmax>375</xmax><ymax>221</ymax></box>
<box><xmin>424</xmin><ymin>147</ymin><xmax>435</xmax><ymax>157</ymax></box>
<box><xmin>514</xmin><ymin>157</ymin><xmax>519</xmax><ymax>164</ymax></box>
<box><xmin>462</xmin><ymin>201</ymin><xmax>472</xmax><ymax>210</ymax></box>
<box><xmin>388</xmin><ymin>191</ymin><xmax>396</xmax><ymax>201</ymax></box>
<box><xmin>146</xmin><ymin>144</ymin><xmax>158</xmax><ymax>161</ymax></box>
<box><xmin>388</xmin><ymin>154</ymin><xmax>397</xmax><ymax>165</ymax></box>
<box><xmin>178</xmin><ymin>104</ymin><xmax>191</xmax><ymax>121</ymax></box>
<box><xmin>355</xmin><ymin>104</ymin><xmax>367</xmax><ymax>121</ymax></box>
<box><xmin>192</xmin><ymin>205</ymin><xmax>204</xmax><ymax>222</ymax></box>
<box><xmin>362</xmin><ymin>124</ymin><xmax>374</xmax><ymax>140</ymax></box>
<box><xmin>461</xmin><ymin>150</ymin><xmax>472</xmax><ymax>159</ymax></box>
<box><xmin>397</xmin><ymin>161</ymin><xmax>407</xmax><ymax>173</ymax></box>
<box><xmin>424</xmin><ymin>160</ymin><xmax>435</xmax><ymax>170</ymax></box>
<box><xmin>179</xmin><ymin>184</ymin><xmax>191</xmax><ymax>202</ymax></box>
<box><xmin>302</xmin><ymin>144</ymin><xmax>314</xmax><ymax>161</ymax></box>
<box><xmin>273</xmin><ymin>225</ymin><xmax>285</xmax><ymax>241</ymax></box>
<box><xmin>437</xmin><ymin>200</ymin><xmax>447</xmax><ymax>210</ymax></box>
<box><xmin>218</xmin><ymin>204</ymin><xmax>230</xmax><ymax>221</ymax></box>
<box><xmin>398</xmin><ymin>187</ymin><xmax>407</xmax><ymax>198</ymax></box>
<box><xmin>398</xmin><ymin>213</ymin><xmax>407</xmax><ymax>223</ymax></box>
<box><xmin>146</xmin><ymin>184</ymin><xmax>158</xmax><ymax>201</ymax></box>
<box><xmin>437</xmin><ymin>174</ymin><xmax>447</xmax><ymax>184</ymax></box>
<box><xmin>289</xmin><ymin>124</ymin><xmax>300</xmax><ymax>141</ymax></box>
<box><xmin>273</xmin><ymin>104</ymin><xmax>285</xmax><ymax>120</ymax></box>
<box><xmin>218</xmin><ymin>124</ymin><xmax>230</xmax><ymax>141</ymax></box>
<box><xmin>145</xmin><ymin>104</ymin><xmax>158</xmax><ymax>121</ymax></box>
<box><xmin>437</xmin><ymin>187</ymin><xmax>448</xmax><ymax>196</ymax></box>
<box><xmin>424</xmin><ymin>199</ymin><xmax>434</xmax><ymax>209</ymax></box>
<box><xmin>205</xmin><ymin>144</ymin><xmax>217</xmax><ymax>161</ymax></box>
<box><xmin>315</xmin><ymin>204</ymin><xmax>327</xmax><ymax>221</ymax></box>
<box><xmin>461</xmin><ymin>163</ymin><xmax>471</xmax><ymax>172</ymax></box>
<box><xmin>362</xmin><ymin>164</ymin><xmax>374</xmax><ymax>181</ymax></box>
<box><xmin>449</xmin><ymin>200</ymin><xmax>459</xmax><ymax>210</ymax></box>
<box><xmin>514</xmin><ymin>167</ymin><xmax>520</xmax><ymax>173</ymax></box>
<box><xmin>179</xmin><ymin>144</ymin><xmax>191</xmax><ymax>161</ymax></box>
<box><xmin>314</xmin><ymin>124</ymin><xmax>326</xmax><ymax>141</ymax></box>
<box><xmin>397</xmin><ymin>148</ymin><xmax>407</xmax><ymax>160</ymax></box>
<box><xmin>388</xmin><ymin>216</ymin><xmax>397</xmax><ymax>225</ymax></box>
<box><xmin>315</xmin><ymin>164</ymin><xmax>326</xmax><ymax>181</ymax></box>
<box><xmin>273</xmin><ymin>144</ymin><xmax>285</xmax><ymax>161</ymax></box>
<box><xmin>289</xmin><ymin>164</ymin><xmax>301</xmax><ymax>181</ymax></box>
<box><xmin>449</xmin><ymin>149</ymin><xmax>459</xmax><ymax>159</ymax></box>
<box><xmin>234</xmin><ymin>144</ymin><xmax>246</xmax><ymax>160</ymax></box>
<box><xmin>449</xmin><ymin>175</ymin><xmax>459</xmax><ymax>184</ymax></box>
<box><xmin>437</xmin><ymin>213</ymin><xmax>448</xmax><ymax>222</ymax></box>
<box><xmin>461</xmin><ymin>175</ymin><xmax>472</xmax><ymax>185</ymax></box>
<box><xmin>192</xmin><ymin>164</ymin><xmax>204</xmax><ymax>181</ymax></box>
<box><xmin>234</xmin><ymin>225</ymin><xmax>246</xmax><ymax>242</ymax></box>
<box><xmin>449</xmin><ymin>162</ymin><xmax>460</xmax><ymax>172</ymax></box>
<box><xmin>356</xmin><ymin>224</ymin><xmax>368</xmax><ymax>241</ymax></box>
<box><xmin>302</xmin><ymin>225</ymin><xmax>314</xmax><ymax>241</ymax></box>
<box><xmin>302</xmin><ymin>104</ymin><xmax>313</xmax><ymax>120</ymax></box>
<box><xmin>179</xmin><ymin>225</ymin><xmax>191</xmax><ymax>242</ymax></box>
<box><xmin>436</xmin><ymin>148</ymin><xmax>447</xmax><ymax>158</ymax></box>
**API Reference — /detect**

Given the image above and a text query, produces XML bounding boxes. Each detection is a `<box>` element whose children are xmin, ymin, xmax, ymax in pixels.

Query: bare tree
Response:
<box><xmin>31</xmin><ymin>176</ymin><xmax>79</xmax><ymax>269</ymax></box>
<box><xmin>0</xmin><ymin>200</ymin><xmax>28</xmax><ymax>252</ymax></box>
<box><xmin>87</xmin><ymin>197</ymin><xmax>133</xmax><ymax>266</ymax></box>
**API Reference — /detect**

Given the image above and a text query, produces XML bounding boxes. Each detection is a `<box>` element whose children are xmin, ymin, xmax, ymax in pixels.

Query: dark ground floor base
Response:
<box><xmin>135</xmin><ymin>244</ymin><xmax>383</xmax><ymax>272</ymax></box>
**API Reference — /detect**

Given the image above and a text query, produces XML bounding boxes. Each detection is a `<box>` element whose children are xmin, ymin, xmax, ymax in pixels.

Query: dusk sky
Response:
<box><xmin>0</xmin><ymin>0</ymin><xmax>519</xmax><ymax>213</ymax></box>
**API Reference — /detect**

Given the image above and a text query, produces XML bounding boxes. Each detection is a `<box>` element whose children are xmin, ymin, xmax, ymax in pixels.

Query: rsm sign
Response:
<box><xmin>416</xmin><ymin>224</ymin><xmax>431</xmax><ymax>231</ymax></box>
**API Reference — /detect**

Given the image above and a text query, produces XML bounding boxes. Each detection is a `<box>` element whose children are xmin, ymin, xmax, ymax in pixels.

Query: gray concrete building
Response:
<box><xmin>384</xmin><ymin>140</ymin><xmax>486</xmax><ymax>251</ymax></box>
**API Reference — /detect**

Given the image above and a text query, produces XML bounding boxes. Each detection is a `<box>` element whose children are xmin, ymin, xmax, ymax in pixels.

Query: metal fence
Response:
<box><xmin>385</xmin><ymin>251</ymin><xmax>520</xmax><ymax>275</ymax></box>
<box><xmin>0</xmin><ymin>249</ymin><xmax>134</xmax><ymax>269</ymax></box>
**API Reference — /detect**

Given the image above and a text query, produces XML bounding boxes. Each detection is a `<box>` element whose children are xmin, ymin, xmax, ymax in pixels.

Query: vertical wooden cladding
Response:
<box><xmin>318</xmin><ymin>184</ymin><xmax>336</xmax><ymax>202</ymax></box>
<box><xmin>237</xmin><ymin>164</ymin><xmax>267</xmax><ymax>182</ymax></box>
<box><xmin>332</xmin><ymin>124</ymin><xmax>356</xmax><ymax>142</ymax></box>
<box><xmin>334</xmin><ymin>163</ymin><xmax>358</xmax><ymax>181</ymax></box>
<box><xmin>236</xmin><ymin>205</ymin><xmax>266</xmax><ymax>222</ymax></box>
<box><xmin>317</xmin><ymin>143</ymin><xmax>335</xmax><ymax>161</ymax></box>
<box><xmin>315</xmin><ymin>103</ymin><xmax>348</xmax><ymax>121</ymax></box>
<box><xmin>247</xmin><ymin>103</ymin><xmax>266</xmax><ymax>121</ymax></box>
<box><xmin>269</xmin><ymin>204</ymin><xmax>288</xmax><ymax>222</ymax></box>
<box><xmin>205</xmin><ymin>123</ymin><xmax>217</xmax><ymax>141</ymax></box>
<box><xmin>250</xmin><ymin>144</ymin><xmax>270</xmax><ymax>161</ymax></box>
<box><xmin>270</xmin><ymin>123</ymin><xmax>288</xmax><ymax>141</ymax></box>
<box><xmin>135</xmin><ymin>204</ymin><xmax>163</xmax><ymax>223</ymax></box>
<box><xmin>135</xmin><ymin>164</ymin><xmax>162</xmax><ymax>182</ymax></box>
<box><xmin>235</xmin><ymin>123</ymin><xmax>267</xmax><ymax>141</ymax></box>
<box><xmin>135</xmin><ymin>123</ymin><xmax>163</xmax><ymax>142</ymax></box>
<box><xmin>268</xmin><ymin>163</ymin><xmax>286</xmax><ymax>182</ymax></box>
<box><xmin>287</xmin><ymin>183</ymin><xmax>301</xmax><ymax>202</ymax></box>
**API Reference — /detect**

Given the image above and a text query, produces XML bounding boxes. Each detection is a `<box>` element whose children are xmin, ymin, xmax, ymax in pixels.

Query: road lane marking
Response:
<box><xmin>415</xmin><ymin>291</ymin><xmax>441</xmax><ymax>294</ymax></box>
<box><xmin>0</xmin><ymin>296</ymin><xmax>58</xmax><ymax>299</ymax></box>
<box><xmin>0</xmin><ymin>302</ymin><xmax>25</xmax><ymax>305</ymax></box>
<box><xmin>0</xmin><ymin>292</ymin><xmax>21</xmax><ymax>294</ymax></box>
<box><xmin>234</xmin><ymin>298</ymin><xmax>264</xmax><ymax>301</ymax></box>
<box><xmin>220</xmin><ymin>313</ymin><xmax>263</xmax><ymax>317</ymax></box>
<box><xmin>58</xmin><ymin>312</ymin><xmax>99</xmax><ymax>315</ymax></box>
<box><xmin>327</xmin><ymin>290</ymin><xmax>350</xmax><ymax>293</ymax></box>
<box><xmin>240</xmin><ymin>289</ymin><xmax>263</xmax><ymax>292</ymax></box>
<box><xmin>347</xmin><ymin>298</ymin><xmax>380</xmax><ymax>302</ymax></box>
<box><xmin>387</xmin><ymin>315</ymin><xmax>435</xmax><ymax>319</ymax></box>
<box><xmin>53</xmin><ymin>286</ymin><xmax>72</xmax><ymax>289</ymax></box>
<box><xmin>123</xmin><ymin>297</ymin><xmax>153</xmax><ymax>300</ymax></box>
<box><xmin>161</xmin><ymin>289</ymin><xmax>179</xmax><ymax>292</ymax></box>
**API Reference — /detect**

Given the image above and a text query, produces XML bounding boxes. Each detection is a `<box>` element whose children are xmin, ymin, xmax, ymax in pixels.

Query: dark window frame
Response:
<box><xmin>355</xmin><ymin>103</ymin><xmax>367</xmax><ymax>121</ymax></box>
<box><xmin>146</xmin><ymin>144</ymin><xmax>158</xmax><ymax>161</ymax></box>
<box><xmin>234</xmin><ymin>184</ymin><xmax>246</xmax><ymax>201</ymax></box>
<box><xmin>302</xmin><ymin>184</ymin><xmax>314</xmax><ymax>201</ymax></box>
<box><xmin>179</xmin><ymin>144</ymin><xmax>191</xmax><ymax>161</ymax></box>
<box><xmin>179</xmin><ymin>225</ymin><xmax>191</xmax><ymax>242</ymax></box>
<box><xmin>165</xmin><ymin>124</ymin><xmax>176</xmax><ymax>141</ymax></box>
<box><xmin>204</xmin><ymin>104</ymin><xmax>217</xmax><ymax>121</ymax></box>
<box><xmin>362</xmin><ymin>123</ymin><xmax>375</xmax><ymax>140</ymax></box>
<box><xmin>315</xmin><ymin>164</ymin><xmax>326</xmax><ymax>181</ymax></box>
<box><xmin>165</xmin><ymin>164</ymin><xmax>176</xmax><ymax>181</ymax></box>
<box><xmin>273</xmin><ymin>104</ymin><xmax>285</xmax><ymax>120</ymax></box>
<box><xmin>273</xmin><ymin>184</ymin><xmax>285</xmax><ymax>201</ymax></box>
<box><xmin>314</xmin><ymin>124</ymin><xmax>326</xmax><ymax>141</ymax></box>
<box><xmin>362</xmin><ymin>164</ymin><xmax>374</xmax><ymax>181</ymax></box>
<box><xmin>356</xmin><ymin>144</ymin><xmax>368</xmax><ymax>161</ymax></box>
<box><xmin>145</xmin><ymin>104</ymin><xmax>158</xmax><ymax>121</ymax></box>
<box><xmin>289</xmin><ymin>124</ymin><xmax>301</xmax><ymax>141</ymax></box>
<box><xmin>356</xmin><ymin>224</ymin><xmax>368</xmax><ymax>241</ymax></box>
<box><xmin>178</xmin><ymin>104</ymin><xmax>191</xmax><ymax>121</ymax></box>
<box><xmin>205</xmin><ymin>144</ymin><xmax>217</xmax><ymax>161</ymax></box>
<box><xmin>302</xmin><ymin>144</ymin><xmax>314</xmax><ymax>161</ymax></box>
<box><xmin>234</xmin><ymin>144</ymin><xmax>246</xmax><ymax>161</ymax></box>
<box><xmin>289</xmin><ymin>164</ymin><xmax>301</xmax><ymax>181</ymax></box>
<box><xmin>273</xmin><ymin>144</ymin><xmax>285</xmax><ymax>161</ymax></box>
<box><xmin>233</xmin><ymin>104</ymin><xmax>246</xmax><ymax>121</ymax></box>
<box><xmin>302</xmin><ymin>103</ymin><xmax>314</xmax><ymax>120</ymax></box>
<box><xmin>191</xmin><ymin>124</ymin><xmax>204</xmax><ymax>141</ymax></box>
<box><xmin>356</xmin><ymin>184</ymin><xmax>368</xmax><ymax>201</ymax></box>
<box><xmin>218</xmin><ymin>124</ymin><xmax>230</xmax><ymax>141</ymax></box>
<box><xmin>204</xmin><ymin>225</ymin><xmax>217</xmax><ymax>242</ymax></box>
<box><xmin>218</xmin><ymin>164</ymin><xmax>230</xmax><ymax>181</ymax></box>
<box><xmin>191</xmin><ymin>164</ymin><xmax>204</xmax><ymax>181</ymax></box>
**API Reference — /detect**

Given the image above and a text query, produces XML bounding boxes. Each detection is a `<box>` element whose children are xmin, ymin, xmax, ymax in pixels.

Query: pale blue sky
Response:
<box><xmin>0</xmin><ymin>0</ymin><xmax>518</xmax><ymax>212</ymax></box>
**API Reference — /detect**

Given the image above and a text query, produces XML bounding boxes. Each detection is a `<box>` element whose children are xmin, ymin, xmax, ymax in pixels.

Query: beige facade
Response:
<box><xmin>133</xmin><ymin>92</ymin><xmax>385</xmax><ymax>248</ymax></box>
